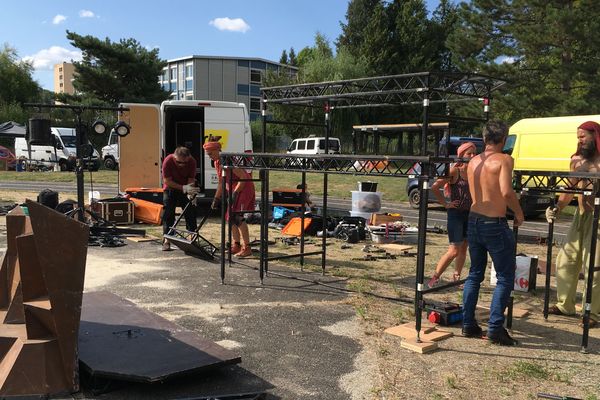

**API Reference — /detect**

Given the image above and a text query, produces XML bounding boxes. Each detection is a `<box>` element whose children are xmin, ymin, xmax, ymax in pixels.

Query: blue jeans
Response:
<box><xmin>463</xmin><ymin>212</ymin><xmax>515</xmax><ymax>334</ymax></box>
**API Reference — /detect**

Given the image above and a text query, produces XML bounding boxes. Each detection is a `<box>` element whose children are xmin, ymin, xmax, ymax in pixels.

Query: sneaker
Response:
<box><xmin>462</xmin><ymin>324</ymin><xmax>483</xmax><ymax>338</ymax></box>
<box><xmin>162</xmin><ymin>239</ymin><xmax>171</xmax><ymax>251</ymax></box>
<box><xmin>230</xmin><ymin>242</ymin><xmax>242</xmax><ymax>254</ymax></box>
<box><xmin>234</xmin><ymin>246</ymin><xmax>252</xmax><ymax>258</ymax></box>
<box><xmin>427</xmin><ymin>275</ymin><xmax>440</xmax><ymax>288</ymax></box>
<box><xmin>487</xmin><ymin>328</ymin><xmax>518</xmax><ymax>346</ymax></box>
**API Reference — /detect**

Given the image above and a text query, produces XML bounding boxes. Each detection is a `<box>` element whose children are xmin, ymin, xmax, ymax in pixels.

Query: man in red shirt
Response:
<box><xmin>162</xmin><ymin>146</ymin><xmax>199</xmax><ymax>251</ymax></box>
<box><xmin>203</xmin><ymin>140</ymin><xmax>255</xmax><ymax>257</ymax></box>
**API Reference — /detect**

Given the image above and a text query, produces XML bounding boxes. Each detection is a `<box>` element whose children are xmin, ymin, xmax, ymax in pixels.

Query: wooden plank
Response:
<box><xmin>400</xmin><ymin>338</ymin><xmax>438</xmax><ymax>354</ymax></box>
<box><xmin>379</xmin><ymin>244</ymin><xmax>413</xmax><ymax>253</ymax></box>
<box><xmin>125</xmin><ymin>236</ymin><xmax>155</xmax><ymax>243</ymax></box>
<box><xmin>422</xmin><ymin>329</ymin><xmax>453</xmax><ymax>342</ymax></box>
<box><xmin>384</xmin><ymin>322</ymin><xmax>436</xmax><ymax>338</ymax></box>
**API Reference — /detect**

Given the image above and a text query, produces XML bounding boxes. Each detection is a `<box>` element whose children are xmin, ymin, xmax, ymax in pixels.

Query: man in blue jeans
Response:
<box><xmin>463</xmin><ymin>120</ymin><xmax>524</xmax><ymax>346</ymax></box>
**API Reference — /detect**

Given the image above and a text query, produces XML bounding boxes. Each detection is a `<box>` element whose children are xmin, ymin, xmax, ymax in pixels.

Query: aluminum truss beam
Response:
<box><xmin>261</xmin><ymin>72</ymin><xmax>506</xmax><ymax>107</ymax></box>
<box><xmin>220</xmin><ymin>153</ymin><xmax>453</xmax><ymax>178</ymax></box>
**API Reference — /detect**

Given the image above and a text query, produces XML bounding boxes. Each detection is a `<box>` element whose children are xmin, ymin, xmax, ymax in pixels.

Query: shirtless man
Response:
<box><xmin>462</xmin><ymin>120</ymin><xmax>524</xmax><ymax>346</ymax></box>
<box><xmin>545</xmin><ymin>121</ymin><xmax>600</xmax><ymax>328</ymax></box>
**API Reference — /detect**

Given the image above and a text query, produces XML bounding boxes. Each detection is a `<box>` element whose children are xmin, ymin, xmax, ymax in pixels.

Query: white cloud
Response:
<box><xmin>79</xmin><ymin>9</ymin><xmax>95</xmax><ymax>18</ymax></box>
<box><xmin>209</xmin><ymin>17</ymin><xmax>250</xmax><ymax>33</ymax></box>
<box><xmin>22</xmin><ymin>46</ymin><xmax>82</xmax><ymax>70</ymax></box>
<box><xmin>52</xmin><ymin>14</ymin><xmax>67</xmax><ymax>25</ymax></box>
<box><xmin>499</xmin><ymin>56</ymin><xmax>516</xmax><ymax>64</ymax></box>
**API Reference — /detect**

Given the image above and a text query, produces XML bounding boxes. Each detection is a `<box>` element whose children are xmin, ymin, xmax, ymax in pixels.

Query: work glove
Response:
<box><xmin>211</xmin><ymin>197</ymin><xmax>221</xmax><ymax>210</ymax></box>
<box><xmin>545</xmin><ymin>206</ymin><xmax>559</xmax><ymax>223</ymax></box>
<box><xmin>183</xmin><ymin>184</ymin><xmax>200</xmax><ymax>195</ymax></box>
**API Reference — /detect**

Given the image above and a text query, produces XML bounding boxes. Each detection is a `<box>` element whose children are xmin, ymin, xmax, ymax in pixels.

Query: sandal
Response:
<box><xmin>427</xmin><ymin>274</ymin><xmax>440</xmax><ymax>289</ymax></box>
<box><xmin>547</xmin><ymin>305</ymin><xmax>566</xmax><ymax>316</ymax></box>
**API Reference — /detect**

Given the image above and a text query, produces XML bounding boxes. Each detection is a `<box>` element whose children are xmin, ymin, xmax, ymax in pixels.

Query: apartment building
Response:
<box><xmin>160</xmin><ymin>56</ymin><xmax>297</xmax><ymax>120</ymax></box>
<box><xmin>53</xmin><ymin>62</ymin><xmax>75</xmax><ymax>95</ymax></box>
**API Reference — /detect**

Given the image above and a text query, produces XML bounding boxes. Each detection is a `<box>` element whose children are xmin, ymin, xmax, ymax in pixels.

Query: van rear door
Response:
<box><xmin>118</xmin><ymin>103</ymin><xmax>161</xmax><ymax>192</ymax></box>
<box><xmin>204</xmin><ymin>105</ymin><xmax>246</xmax><ymax>190</ymax></box>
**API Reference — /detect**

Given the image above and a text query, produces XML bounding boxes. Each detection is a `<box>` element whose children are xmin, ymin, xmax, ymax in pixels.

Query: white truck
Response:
<box><xmin>15</xmin><ymin>127</ymin><xmax>101</xmax><ymax>171</ymax></box>
<box><xmin>101</xmin><ymin>130</ymin><xmax>119</xmax><ymax>170</ymax></box>
<box><xmin>118</xmin><ymin>100</ymin><xmax>253</xmax><ymax>197</ymax></box>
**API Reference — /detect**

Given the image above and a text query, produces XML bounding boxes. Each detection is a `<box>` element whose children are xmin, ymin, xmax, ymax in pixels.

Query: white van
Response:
<box><xmin>118</xmin><ymin>100</ymin><xmax>252</xmax><ymax>196</ymax></box>
<box><xmin>15</xmin><ymin>127</ymin><xmax>101</xmax><ymax>171</ymax></box>
<box><xmin>101</xmin><ymin>130</ymin><xmax>119</xmax><ymax>170</ymax></box>
<box><xmin>287</xmin><ymin>136</ymin><xmax>341</xmax><ymax>155</ymax></box>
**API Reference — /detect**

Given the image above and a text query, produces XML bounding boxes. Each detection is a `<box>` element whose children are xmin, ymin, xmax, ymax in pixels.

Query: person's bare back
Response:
<box><xmin>468</xmin><ymin>149</ymin><xmax>523</xmax><ymax>225</ymax></box>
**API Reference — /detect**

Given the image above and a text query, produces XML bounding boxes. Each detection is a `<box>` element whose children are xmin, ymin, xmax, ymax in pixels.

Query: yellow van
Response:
<box><xmin>504</xmin><ymin>115</ymin><xmax>600</xmax><ymax>171</ymax></box>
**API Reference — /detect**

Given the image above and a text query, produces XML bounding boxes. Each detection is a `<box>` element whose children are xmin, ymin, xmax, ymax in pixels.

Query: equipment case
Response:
<box><xmin>92</xmin><ymin>199</ymin><xmax>134</xmax><ymax>225</ymax></box>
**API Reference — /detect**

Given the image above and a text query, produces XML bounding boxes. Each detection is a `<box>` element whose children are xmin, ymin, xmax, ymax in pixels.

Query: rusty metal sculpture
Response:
<box><xmin>0</xmin><ymin>200</ymin><xmax>89</xmax><ymax>396</ymax></box>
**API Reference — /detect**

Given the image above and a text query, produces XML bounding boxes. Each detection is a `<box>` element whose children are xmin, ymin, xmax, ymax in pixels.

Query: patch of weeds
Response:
<box><xmin>347</xmin><ymin>278</ymin><xmax>372</xmax><ymax>294</ymax></box>
<box><xmin>392</xmin><ymin>284</ymin><xmax>402</xmax><ymax>298</ymax></box>
<box><xmin>445</xmin><ymin>374</ymin><xmax>458</xmax><ymax>389</ymax></box>
<box><xmin>505</xmin><ymin>361</ymin><xmax>550</xmax><ymax>380</ymax></box>
<box><xmin>585</xmin><ymin>394</ymin><xmax>599</xmax><ymax>400</ymax></box>
<box><xmin>330</xmin><ymin>269</ymin><xmax>351</xmax><ymax>278</ymax></box>
<box><xmin>429</xmin><ymin>394</ymin><xmax>444</xmax><ymax>400</ymax></box>
<box><xmin>392</xmin><ymin>307</ymin><xmax>405</xmax><ymax>323</ymax></box>
<box><xmin>377</xmin><ymin>346</ymin><xmax>389</xmax><ymax>356</ymax></box>
<box><xmin>355</xmin><ymin>305</ymin><xmax>367</xmax><ymax>319</ymax></box>
<box><xmin>405</xmin><ymin>307</ymin><xmax>415</xmax><ymax>318</ymax></box>
<box><xmin>455</xmin><ymin>290</ymin><xmax>463</xmax><ymax>303</ymax></box>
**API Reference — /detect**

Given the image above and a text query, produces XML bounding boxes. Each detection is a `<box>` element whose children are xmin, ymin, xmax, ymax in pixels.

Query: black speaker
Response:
<box><xmin>28</xmin><ymin>117</ymin><xmax>52</xmax><ymax>145</ymax></box>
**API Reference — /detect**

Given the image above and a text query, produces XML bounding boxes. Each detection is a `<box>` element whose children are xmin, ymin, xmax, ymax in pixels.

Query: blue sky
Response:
<box><xmin>1</xmin><ymin>0</ymin><xmax>442</xmax><ymax>90</ymax></box>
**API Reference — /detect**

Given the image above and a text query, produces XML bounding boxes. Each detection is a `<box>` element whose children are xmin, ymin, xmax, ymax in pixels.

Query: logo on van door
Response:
<box><xmin>204</xmin><ymin>130</ymin><xmax>230</xmax><ymax>150</ymax></box>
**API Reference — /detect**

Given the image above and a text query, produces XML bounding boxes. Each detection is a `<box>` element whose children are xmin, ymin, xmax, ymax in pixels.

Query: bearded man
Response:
<box><xmin>546</xmin><ymin>121</ymin><xmax>600</xmax><ymax>327</ymax></box>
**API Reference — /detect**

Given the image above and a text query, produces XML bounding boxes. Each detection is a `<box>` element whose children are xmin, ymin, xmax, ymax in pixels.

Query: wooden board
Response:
<box><xmin>400</xmin><ymin>337</ymin><xmax>438</xmax><ymax>354</ymax></box>
<box><xmin>384</xmin><ymin>321</ymin><xmax>436</xmax><ymax>339</ymax></box>
<box><xmin>125</xmin><ymin>235</ymin><xmax>156</xmax><ymax>243</ymax></box>
<box><xmin>79</xmin><ymin>291</ymin><xmax>241</xmax><ymax>383</ymax></box>
<box><xmin>379</xmin><ymin>244</ymin><xmax>413</xmax><ymax>253</ymax></box>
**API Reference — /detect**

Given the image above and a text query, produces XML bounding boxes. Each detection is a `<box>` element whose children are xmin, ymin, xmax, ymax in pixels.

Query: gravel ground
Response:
<box><xmin>1</xmin><ymin>194</ymin><xmax>600</xmax><ymax>399</ymax></box>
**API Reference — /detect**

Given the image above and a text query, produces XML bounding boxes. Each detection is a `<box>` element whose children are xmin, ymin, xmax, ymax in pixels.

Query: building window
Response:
<box><xmin>250</xmin><ymin>85</ymin><xmax>261</xmax><ymax>97</ymax></box>
<box><xmin>170</xmin><ymin>66</ymin><xmax>177</xmax><ymax>81</ymax></box>
<box><xmin>185</xmin><ymin>93</ymin><xmax>193</xmax><ymax>100</ymax></box>
<box><xmin>60</xmin><ymin>83</ymin><xmax>63</xmax><ymax>87</ymax></box>
<box><xmin>185</xmin><ymin>80</ymin><xmax>193</xmax><ymax>91</ymax></box>
<box><xmin>162</xmin><ymin>69</ymin><xmax>168</xmax><ymax>81</ymax></box>
<box><xmin>250</xmin><ymin>69</ymin><xmax>262</xmax><ymax>84</ymax></box>
<box><xmin>59</xmin><ymin>75</ymin><xmax>63</xmax><ymax>80</ymax></box>
<box><xmin>238</xmin><ymin>60</ymin><xmax>249</xmax><ymax>68</ymax></box>
<box><xmin>251</xmin><ymin>60</ymin><xmax>267</xmax><ymax>70</ymax></box>
<box><xmin>250</xmin><ymin>97</ymin><xmax>261</xmax><ymax>112</ymax></box>
<box><xmin>237</xmin><ymin>84</ymin><xmax>249</xmax><ymax>96</ymax></box>
<box><xmin>162</xmin><ymin>82</ymin><xmax>170</xmax><ymax>91</ymax></box>
<box><xmin>185</xmin><ymin>64</ymin><xmax>193</xmax><ymax>78</ymax></box>
<box><xmin>59</xmin><ymin>67</ymin><xmax>62</xmax><ymax>72</ymax></box>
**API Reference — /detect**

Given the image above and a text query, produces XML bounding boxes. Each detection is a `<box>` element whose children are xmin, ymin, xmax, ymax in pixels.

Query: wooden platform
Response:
<box><xmin>78</xmin><ymin>291</ymin><xmax>241</xmax><ymax>383</ymax></box>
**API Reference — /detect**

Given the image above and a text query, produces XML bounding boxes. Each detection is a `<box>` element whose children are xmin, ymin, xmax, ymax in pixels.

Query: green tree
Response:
<box><xmin>279</xmin><ymin>49</ymin><xmax>288</xmax><ymax>64</ymax></box>
<box><xmin>0</xmin><ymin>44</ymin><xmax>41</xmax><ymax>105</ymax></box>
<box><xmin>66</xmin><ymin>31</ymin><xmax>169</xmax><ymax>105</ymax></box>
<box><xmin>447</xmin><ymin>0</ymin><xmax>600</xmax><ymax>121</ymax></box>
<box><xmin>288</xmin><ymin>47</ymin><xmax>297</xmax><ymax>66</ymax></box>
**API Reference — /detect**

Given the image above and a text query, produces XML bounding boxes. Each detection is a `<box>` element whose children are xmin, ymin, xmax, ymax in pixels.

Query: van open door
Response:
<box><xmin>118</xmin><ymin>103</ymin><xmax>161</xmax><ymax>192</ymax></box>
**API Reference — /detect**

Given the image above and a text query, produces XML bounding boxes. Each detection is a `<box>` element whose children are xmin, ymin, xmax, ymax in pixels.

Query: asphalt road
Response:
<box><xmin>0</xmin><ymin>180</ymin><xmax>569</xmax><ymax>243</ymax></box>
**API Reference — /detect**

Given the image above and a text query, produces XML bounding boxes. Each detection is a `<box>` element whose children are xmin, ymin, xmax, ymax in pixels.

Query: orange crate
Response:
<box><xmin>129</xmin><ymin>197</ymin><xmax>163</xmax><ymax>225</ymax></box>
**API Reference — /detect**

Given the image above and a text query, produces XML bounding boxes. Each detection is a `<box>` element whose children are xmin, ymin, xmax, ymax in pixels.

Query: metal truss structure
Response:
<box><xmin>261</xmin><ymin>72</ymin><xmax>506</xmax><ymax>108</ymax></box>
<box><xmin>222</xmin><ymin>153</ymin><xmax>452</xmax><ymax>177</ymax></box>
<box><xmin>514</xmin><ymin>170</ymin><xmax>600</xmax><ymax>352</ymax></box>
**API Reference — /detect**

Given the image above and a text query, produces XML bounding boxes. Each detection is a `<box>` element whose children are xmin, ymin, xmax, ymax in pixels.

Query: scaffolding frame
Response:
<box><xmin>220</xmin><ymin>71</ymin><xmax>504</xmax><ymax>345</ymax></box>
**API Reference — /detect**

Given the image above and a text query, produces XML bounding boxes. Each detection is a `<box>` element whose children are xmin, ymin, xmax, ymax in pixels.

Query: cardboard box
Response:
<box><xmin>369</xmin><ymin>213</ymin><xmax>402</xmax><ymax>226</ymax></box>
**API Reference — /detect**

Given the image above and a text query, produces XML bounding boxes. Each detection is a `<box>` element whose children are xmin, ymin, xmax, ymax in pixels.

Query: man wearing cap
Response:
<box><xmin>546</xmin><ymin>121</ymin><xmax>600</xmax><ymax>327</ymax></box>
<box><xmin>203</xmin><ymin>139</ymin><xmax>255</xmax><ymax>257</ymax></box>
<box><xmin>161</xmin><ymin>146</ymin><xmax>199</xmax><ymax>251</ymax></box>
